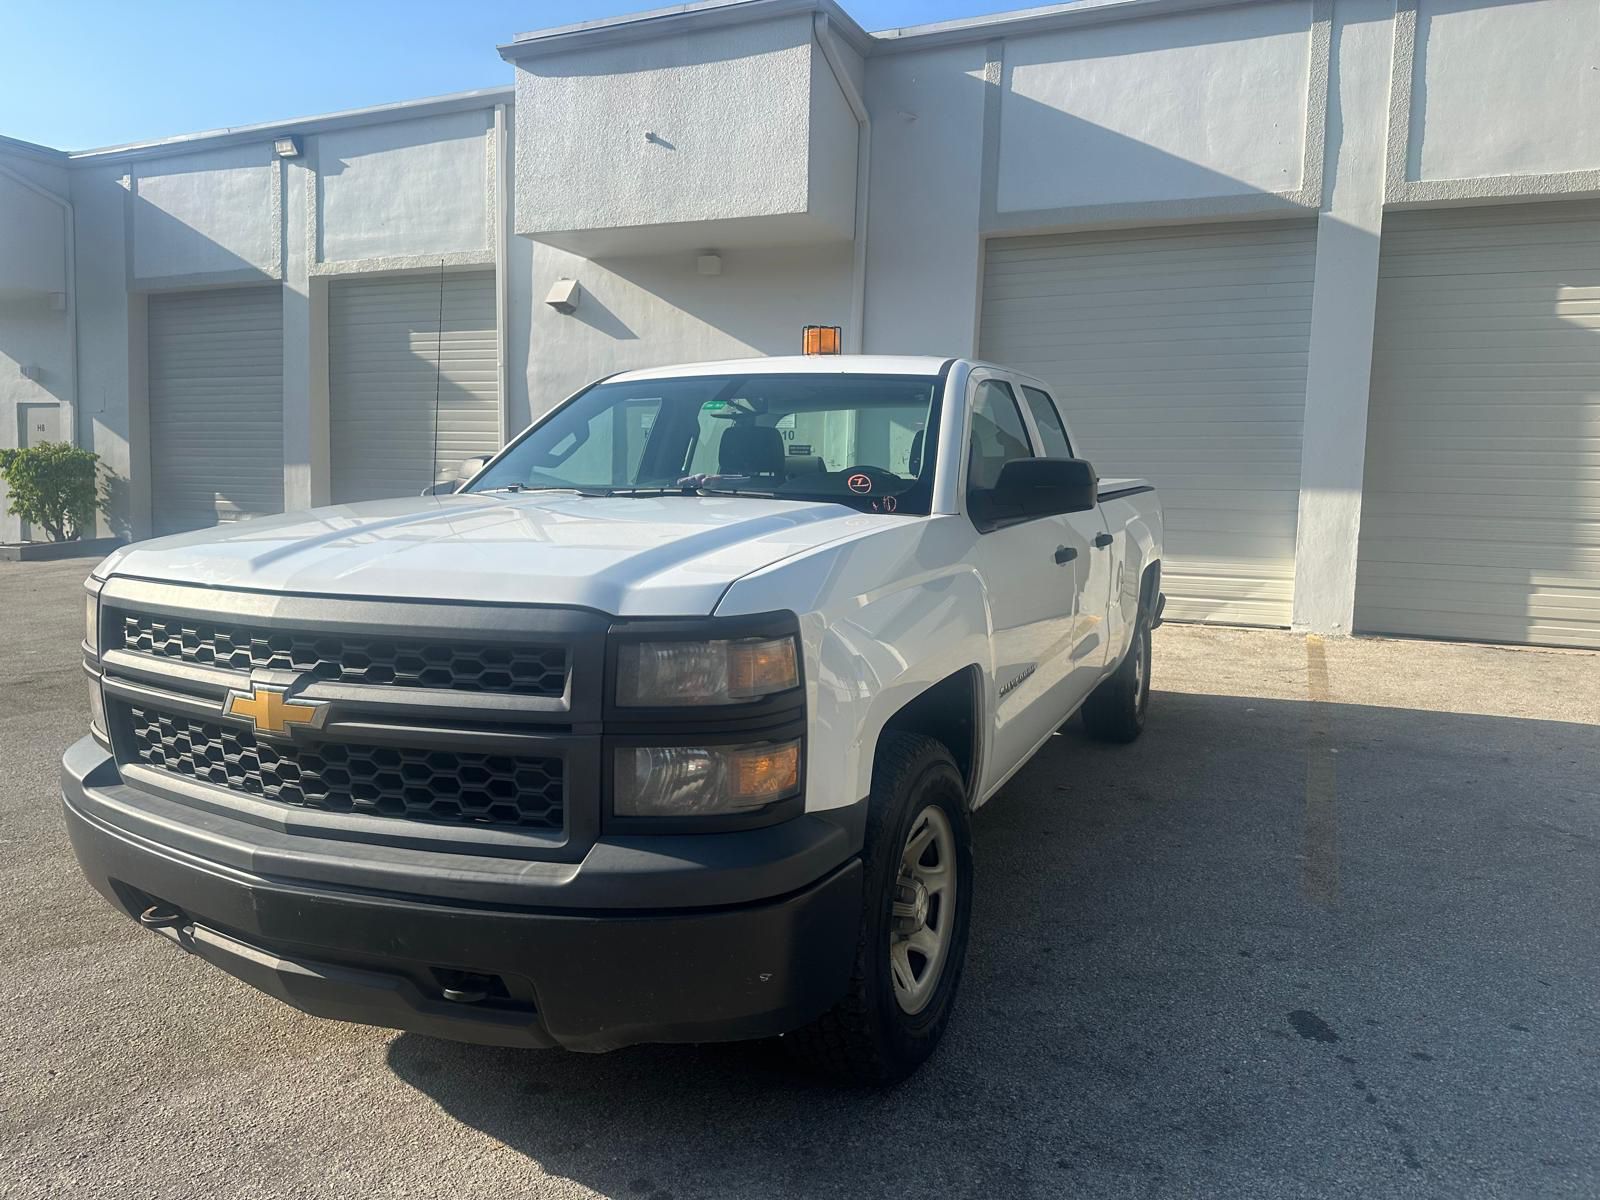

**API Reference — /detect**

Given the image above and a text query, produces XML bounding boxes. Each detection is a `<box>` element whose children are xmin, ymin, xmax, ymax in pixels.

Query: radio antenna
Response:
<box><xmin>430</xmin><ymin>258</ymin><xmax>445</xmax><ymax>491</ymax></box>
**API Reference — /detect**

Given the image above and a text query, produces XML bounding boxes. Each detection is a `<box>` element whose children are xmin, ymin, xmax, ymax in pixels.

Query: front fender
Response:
<box><xmin>717</xmin><ymin>517</ymin><xmax>992</xmax><ymax>811</ymax></box>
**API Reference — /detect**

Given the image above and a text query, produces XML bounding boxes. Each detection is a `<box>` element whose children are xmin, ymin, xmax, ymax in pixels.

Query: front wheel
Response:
<box><xmin>1081</xmin><ymin>615</ymin><xmax>1151</xmax><ymax>743</ymax></box>
<box><xmin>786</xmin><ymin>733</ymin><xmax>973</xmax><ymax>1085</ymax></box>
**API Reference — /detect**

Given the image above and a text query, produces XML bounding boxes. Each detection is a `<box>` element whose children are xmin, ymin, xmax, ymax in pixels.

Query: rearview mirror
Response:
<box><xmin>972</xmin><ymin>457</ymin><xmax>1098</xmax><ymax>530</ymax></box>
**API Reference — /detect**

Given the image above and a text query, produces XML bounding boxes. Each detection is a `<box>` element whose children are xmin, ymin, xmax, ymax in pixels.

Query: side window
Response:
<box><xmin>966</xmin><ymin>379</ymin><xmax>1034</xmax><ymax>492</ymax></box>
<box><xmin>1020</xmin><ymin>386</ymin><xmax>1074</xmax><ymax>459</ymax></box>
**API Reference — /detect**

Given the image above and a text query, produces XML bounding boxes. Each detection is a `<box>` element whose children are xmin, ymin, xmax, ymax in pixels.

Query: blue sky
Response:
<box><xmin>2</xmin><ymin>0</ymin><xmax>1036</xmax><ymax>151</ymax></box>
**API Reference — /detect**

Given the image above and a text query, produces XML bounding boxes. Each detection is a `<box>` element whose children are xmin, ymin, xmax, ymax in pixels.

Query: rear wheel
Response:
<box><xmin>786</xmin><ymin>733</ymin><xmax>972</xmax><ymax>1085</ymax></box>
<box><xmin>1082</xmin><ymin>614</ymin><xmax>1151</xmax><ymax>743</ymax></box>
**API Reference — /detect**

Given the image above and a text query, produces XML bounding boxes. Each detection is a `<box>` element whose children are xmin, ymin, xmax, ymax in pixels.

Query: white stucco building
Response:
<box><xmin>2</xmin><ymin>0</ymin><xmax>1597</xmax><ymax>647</ymax></box>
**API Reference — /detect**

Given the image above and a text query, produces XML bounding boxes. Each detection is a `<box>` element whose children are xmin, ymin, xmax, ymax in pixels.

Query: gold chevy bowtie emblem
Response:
<box><xmin>224</xmin><ymin>684</ymin><xmax>326</xmax><ymax>738</ymax></box>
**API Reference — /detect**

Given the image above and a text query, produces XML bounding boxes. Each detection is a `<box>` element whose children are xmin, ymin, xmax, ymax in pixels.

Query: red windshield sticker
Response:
<box><xmin>847</xmin><ymin>473</ymin><xmax>873</xmax><ymax>494</ymax></box>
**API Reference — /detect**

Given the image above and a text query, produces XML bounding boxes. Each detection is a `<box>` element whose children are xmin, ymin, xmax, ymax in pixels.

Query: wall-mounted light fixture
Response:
<box><xmin>696</xmin><ymin>252</ymin><xmax>722</xmax><ymax>277</ymax></box>
<box><xmin>545</xmin><ymin>278</ymin><xmax>581</xmax><ymax>314</ymax></box>
<box><xmin>273</xmin><ymin>136</ymin><xmax>302</xmax><ymax>159</ymax></box>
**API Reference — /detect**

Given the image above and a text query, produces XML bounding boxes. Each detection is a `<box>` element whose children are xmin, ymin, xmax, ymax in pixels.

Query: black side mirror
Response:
<box><xmin>973</xmin><ymin>457</ymin><xmax>1098</xmax><ymax>530</ymax></box>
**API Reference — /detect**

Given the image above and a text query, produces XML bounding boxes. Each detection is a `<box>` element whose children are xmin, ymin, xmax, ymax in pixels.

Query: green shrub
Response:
<box><xmin>0</xmin><ymin>441</ymin><xmax>106</xmax><ymax>542</ymax></box>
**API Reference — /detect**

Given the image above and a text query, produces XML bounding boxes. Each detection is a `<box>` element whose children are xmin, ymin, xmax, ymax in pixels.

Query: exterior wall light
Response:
<box><xmin>545</xmin><ymin>278</ymin><xmax>581</xmax><ymax>314</ymax></box>
<box><xmin>273</xmin><ymin>136</ymin><xmax>302</xmax><ymax>159</ymax></box>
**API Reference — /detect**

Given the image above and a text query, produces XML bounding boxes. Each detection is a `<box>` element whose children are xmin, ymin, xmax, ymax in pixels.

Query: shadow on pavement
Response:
<box><xmin>387</xmin><ymin>689</ymin><xmax>1600</xmax><ymax>1199</ymax></box>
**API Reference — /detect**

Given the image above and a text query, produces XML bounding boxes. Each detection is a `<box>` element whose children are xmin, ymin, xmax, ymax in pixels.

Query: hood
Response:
<box><xmin>96</xmin><ymin>493</ymin><xmax>903</xmax><ymax>616</ymax></box>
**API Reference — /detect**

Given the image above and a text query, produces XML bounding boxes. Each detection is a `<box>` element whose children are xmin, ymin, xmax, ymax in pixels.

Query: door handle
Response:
<box><xmin>1093</xmin><ymin>532</ymin><xmax>1114</xmax><ymax>549</ymax></box>
<box><xmin>1054</xmin><ymin>545</ymin><xmax>1077</xmax><ymax>565</ymax></box>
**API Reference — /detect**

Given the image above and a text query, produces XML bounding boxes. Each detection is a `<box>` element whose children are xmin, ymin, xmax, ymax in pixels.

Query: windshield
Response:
<box><xmin>467</xmin><ymin>372</ymin><xmax>943</xmax><ymax>514</ymax></box>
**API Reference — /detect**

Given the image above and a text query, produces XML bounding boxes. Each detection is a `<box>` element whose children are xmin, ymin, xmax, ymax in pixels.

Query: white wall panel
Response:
<box><xmin>317</xmin><ymin>111</ymin><xmax>491</xmax><ymax>263</ymax></box>
<box><xmin>1411</xmin><ymin>0</ymin><xmax>1600</xmax><ymax>183</ymax></box>
<box><xmin>997</xmin><ymin>0</ymin><xmax>1312</xmax><ymax>212</ymax></box>
<box><xmin>133</xmin><ymin>144</ymin><xmax>278</xmax><ymax>280</ymax></box>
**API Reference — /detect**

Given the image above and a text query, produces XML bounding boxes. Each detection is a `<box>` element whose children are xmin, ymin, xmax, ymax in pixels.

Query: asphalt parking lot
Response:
<box><xmin>3</xmin><ymin>557</ymin><xmax>1598</xmax><ymax>1199</ymax></box>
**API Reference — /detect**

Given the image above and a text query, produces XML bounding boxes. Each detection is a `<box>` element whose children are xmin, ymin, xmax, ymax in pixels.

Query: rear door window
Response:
<box><xmin>1020</xmin><ymin>386</ymin><xmax>1074</xmax><ymax>459</ymax></box>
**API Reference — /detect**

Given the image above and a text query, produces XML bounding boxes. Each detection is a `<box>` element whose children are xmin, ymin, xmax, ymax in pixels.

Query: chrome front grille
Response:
<box><xmin>128</xmin><ymin>707</ymin><xmax>566</xmax><ymax>830</ymax></box>
<box><xmin>120</xmin><ymin>613</ymin><xmax>567</xmax><ymax>698</ymax></box>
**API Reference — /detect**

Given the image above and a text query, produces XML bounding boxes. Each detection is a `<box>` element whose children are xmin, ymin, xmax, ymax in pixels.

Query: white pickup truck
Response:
<box><xmin>65</xmin><ymin>355</ymin><xmax>1162</xmax><ymax>1082</ymax></box>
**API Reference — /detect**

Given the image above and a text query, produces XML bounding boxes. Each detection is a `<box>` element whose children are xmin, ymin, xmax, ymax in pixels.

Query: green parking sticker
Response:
<box><xmin>702</xmin><ymin>400</ymin><xmax>729</xmax><ymax>411</ymax></box>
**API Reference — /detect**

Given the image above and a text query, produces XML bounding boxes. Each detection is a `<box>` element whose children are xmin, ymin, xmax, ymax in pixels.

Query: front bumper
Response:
<box><xmin>62</xmin><ymin>738</ymin><xmax>863</xmax><ymax>1051</ymax></box>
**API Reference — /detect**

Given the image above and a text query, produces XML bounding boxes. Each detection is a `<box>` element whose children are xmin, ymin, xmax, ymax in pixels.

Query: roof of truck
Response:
<box><xmin>608</xmin><ymin>355</ymin><xmax>956</xmax><ymax>382</ymax></box>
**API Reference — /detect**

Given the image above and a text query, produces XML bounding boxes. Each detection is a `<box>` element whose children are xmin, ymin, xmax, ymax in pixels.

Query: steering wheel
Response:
<box><xmin>838</xmin><ymin>465</ymin><xmax>900</xmax><ymax>498</ymax></box>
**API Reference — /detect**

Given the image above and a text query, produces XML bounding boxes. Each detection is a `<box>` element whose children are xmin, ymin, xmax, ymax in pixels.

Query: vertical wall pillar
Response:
<box><xmin>280</xmin><ymin>154</ymin><xmax>328</xmax><ymax>511</ymax></box>
<box><xmin>124</xmin><ymin>292</ymin><xmax>149</xmax><ymax>538</ymax></box>
<box><xmin>860</xmin><ymin>41</ymin><xmax>989</xmax><ymax>356</ymax></box>
<box><xmin>493</xmin><ymin>103</ymin><xmax>514</xmax><ymax>446</ymax></box>
<box><xmin>68</xmin><ymin>167</ymin><xmax>144</xmax><ymax>540</ymax></box>
<box><xmin>1291</xmin><ymin>0</ymin><xmax>1397</xmax><ymax>634</ymax></box>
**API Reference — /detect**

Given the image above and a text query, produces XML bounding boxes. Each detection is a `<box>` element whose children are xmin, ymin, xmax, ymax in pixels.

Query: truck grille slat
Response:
<box><xmin>127</xmin><ymin>707</ymin><xmax>565</xmax><ymax>831</ymax></box>
<box><xmin>119</xmin><ymin>614</ymin><xmax>567</xmax><ymax>698</ymax></box>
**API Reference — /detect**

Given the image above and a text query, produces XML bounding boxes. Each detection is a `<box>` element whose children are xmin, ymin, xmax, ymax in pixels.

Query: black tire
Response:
<box><xmin>1082</xmin><ymin>614</ymin><xmax>1152</xmax><ymax>743</ymax></box>
<box><xmin>786</xmin><ymin>733</ymin><xmax>973</xmax><ymax>1085</ymax></box>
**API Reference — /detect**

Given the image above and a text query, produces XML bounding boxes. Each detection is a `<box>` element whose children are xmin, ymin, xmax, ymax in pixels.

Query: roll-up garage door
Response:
<box><xmin>148</xmin><ymin>287</ymin><xmax>284</xmax><ymax>536</ymax></box>
<box><xmin>1355</xmin><ymin>204</ymin><xmax>1600</xmax><ymax>649</ymax></box>
<box><xmin>980</xmin><ymin>222</ymin><xmax>1315</xmax><ymax>626</ymax></box>
<box><xmin>329</xmin><ymin>272</ymin><xmax>500</xmax><ymax>504</ymax></box>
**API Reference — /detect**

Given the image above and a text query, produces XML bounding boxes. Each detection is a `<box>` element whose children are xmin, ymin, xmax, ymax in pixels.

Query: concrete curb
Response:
<box><xmin>0</xmin><ymin>536</ymin><xmax>125</xmax><ymax>563</ymax></box>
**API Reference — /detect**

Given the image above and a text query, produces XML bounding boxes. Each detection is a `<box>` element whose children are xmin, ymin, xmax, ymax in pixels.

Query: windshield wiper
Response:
<box><xmin>474</xmin><ymin>484</ymin><xmax>615</xmax><ymax>497</ymax></box>
<box><xmin>484</xmin><ymin>479</ymin><xmax>805</xmax><ymax>500</ymax></box>
<box><xmin>690</xmin><ymin>487</ymin><xmax>792</xmax><ymax>499</ymax></box>
<box><xmin>672</xmin><ymin>473</ymin><xmax>790</xmax><ymax>499</ymax></box>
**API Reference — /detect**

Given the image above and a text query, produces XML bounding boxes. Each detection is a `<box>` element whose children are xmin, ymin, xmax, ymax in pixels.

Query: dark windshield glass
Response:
<box><xmin>468</xmin><ymin>373</ymin><xmax>942</xmax><ymax>514</ymax></box>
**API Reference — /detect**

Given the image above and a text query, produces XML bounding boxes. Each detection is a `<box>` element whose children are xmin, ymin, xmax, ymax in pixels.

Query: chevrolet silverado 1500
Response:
<box><xmin>66</xmin><ymin>355</ymin><xmax>1162</xmax><ymax>1082</ymax></box>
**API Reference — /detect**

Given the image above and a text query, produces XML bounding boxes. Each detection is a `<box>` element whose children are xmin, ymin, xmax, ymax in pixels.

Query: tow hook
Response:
<box><xmin>438</xmin><ymin>971</ymin><xmax>496</xmax><ymax>1004</ymax></box>
<box><xmin>137</xmin><ymin>903</ymin><xmax>195</xmax><ymax>949</ymax></box>
<box><xmin>138</xmin><ymin>904</ymin><xmax>184</xmax><ymax>930</ymax></box>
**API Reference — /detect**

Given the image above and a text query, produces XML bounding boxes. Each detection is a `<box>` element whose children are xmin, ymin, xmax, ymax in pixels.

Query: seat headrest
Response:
<box><xmin>718</xmin><ymin>424</ymin><xmax>785</xmax><ymax>478</ymax></box>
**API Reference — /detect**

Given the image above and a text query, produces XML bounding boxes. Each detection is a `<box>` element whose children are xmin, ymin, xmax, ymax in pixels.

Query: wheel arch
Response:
<box><xmin>875</xmin><ymin>665</ymin><xmax>984</xmax><ymax>808</ymax></box>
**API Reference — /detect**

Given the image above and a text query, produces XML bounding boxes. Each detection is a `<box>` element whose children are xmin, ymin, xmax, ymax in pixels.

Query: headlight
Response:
<box><xmin>616</xmin><ymin>636</ymin><xmax>799</xmax><ymax>707</ymax></box>
<box><xmin>85</xmin><ymin>592</ymin><xmax>99</xmax><ymax>655</ymax></box>
<box><xmin>614</xmin><ymin>740</ymin><xmax>801</xmax><ymax>817</ymax></box>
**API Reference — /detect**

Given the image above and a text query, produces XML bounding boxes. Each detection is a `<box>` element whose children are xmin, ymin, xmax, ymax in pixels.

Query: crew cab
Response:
<box><xmin>65</xmin><ymin>355</ymin><xmax>1162</xmax><ymax>1082</ymax></box>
